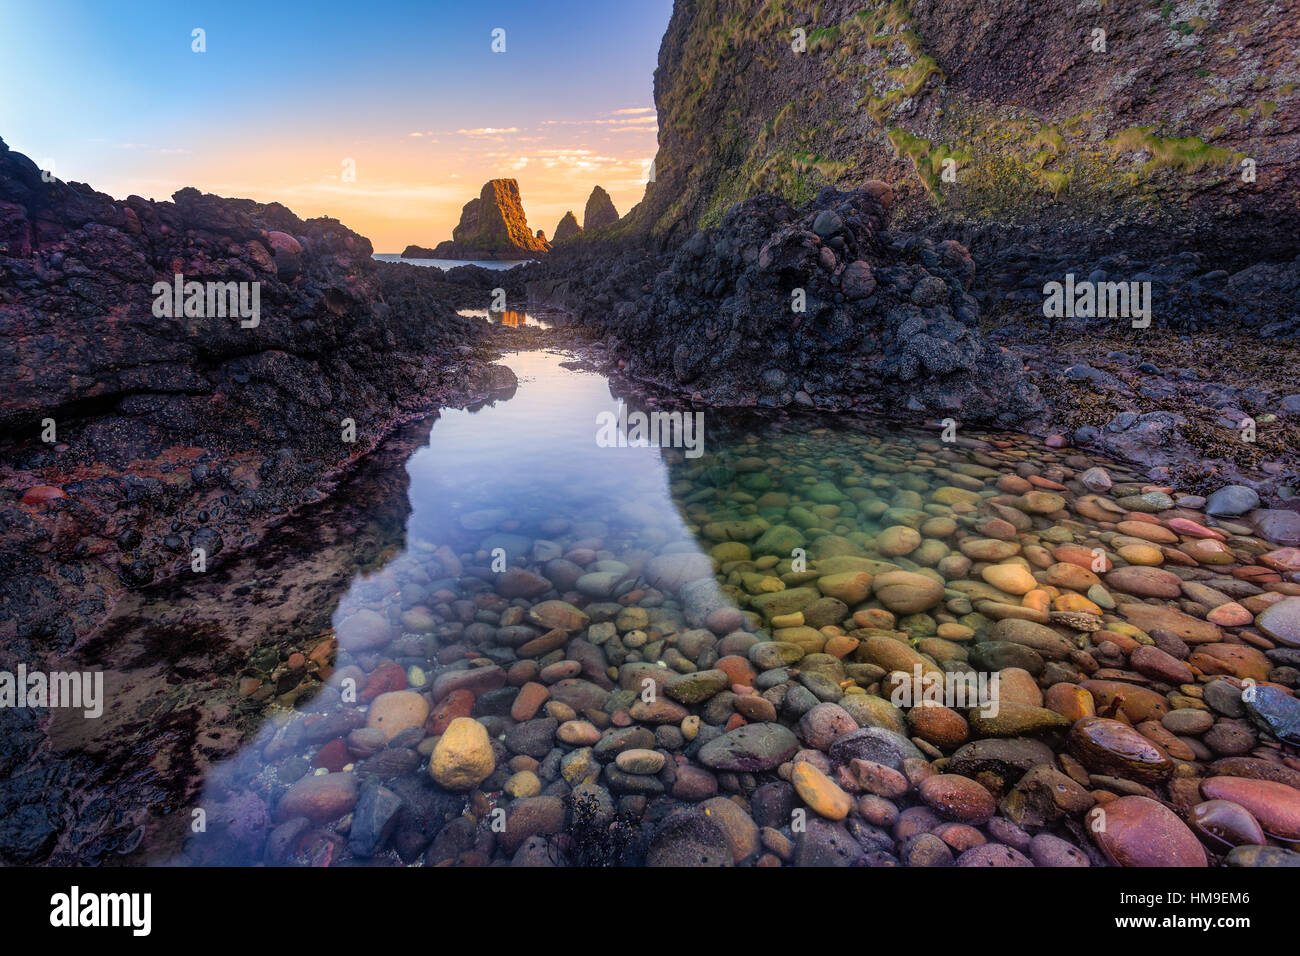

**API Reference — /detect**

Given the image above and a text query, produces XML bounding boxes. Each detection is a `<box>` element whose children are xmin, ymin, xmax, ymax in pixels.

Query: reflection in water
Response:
<box><xmin>50</xmin><ymin>349</ymin><xmax>1190</xmax><ymax>868</ymax></box>
<box><xmin>26</xmin><ymin>413</ymin><xmax>437</xmax><ymax>864</ymax></box>
<box><xmin>371</xmin><ymin>255</ymin><xmax>532</xmax><ymax>271</ymax></box>
<box><xmin>171</xmin><ymin>350</ymin><xmax>705</xmax><ymax>864</ymax></box>
<box><xmin>456</xmin><ymin>307</ymin><xmax>553</xmax><ymax>329</ymax></box>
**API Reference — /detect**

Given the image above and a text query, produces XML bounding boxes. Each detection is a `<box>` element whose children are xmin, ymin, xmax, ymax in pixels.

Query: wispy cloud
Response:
<box><xmin>115</xmin><ymin>143</ymin><xmax>192</xmax><ymax>154</ymax></box>
<box><xmin>541</xmin><ymin>112</ymin><xmax>660</xmax><ymax>127</ymax></box>
<box><xmin>455</xmin><ymin>126</ymin><xmax>520</xmax><ymax>135</ymax></box>
<box><xmin>189</xmin><ymin>179</ymin><xmax>470</xmax><ymax>206</ymax></box>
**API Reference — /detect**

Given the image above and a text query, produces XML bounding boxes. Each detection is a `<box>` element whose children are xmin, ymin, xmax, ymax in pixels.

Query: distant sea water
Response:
<box><xmin>372</xmin><ymin>254</ymin><xmax>534</xmax><ymax>270</ymax></box>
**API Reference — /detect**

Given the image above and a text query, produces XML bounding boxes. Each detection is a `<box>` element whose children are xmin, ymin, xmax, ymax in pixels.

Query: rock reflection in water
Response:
<box><xmin>457</xmin><ymin>307</ymin><xmax>553</xmax><ymax>329</ymax></box>
<box><xmin>13</xmin><ymin>411</ymin><xmax>435</xmax><ymax>865</ymax></box>
<box><xmin>34</xmin><ymin>350</ymin><xmax>1300</xmax><ymax>868</ymax></box>
<box><xmin>174</xmin><ymin>350</ymin><xmax>700</xmax><ymax>864</ymax></box>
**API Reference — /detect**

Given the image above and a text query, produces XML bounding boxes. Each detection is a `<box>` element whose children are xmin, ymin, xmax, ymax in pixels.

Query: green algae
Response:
<box><xmin>1106</xmin><ymin>127</ymin><xmax>1242</xmax><ymax>173</ymax></box>
<box><xmin>886</xmin><ymin>128</ymin><xmax>971</xmax><ymax>198</ymax></box>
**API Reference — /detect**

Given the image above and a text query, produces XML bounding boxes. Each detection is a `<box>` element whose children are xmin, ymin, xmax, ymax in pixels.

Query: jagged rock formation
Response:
<box><xmin>0</xmin><ymin>137</ymin><xmax>511</xmax><ymax>652</ymax></box>
<box><xmin>401</xmin><ymin>244</ymin><xmax>437</xmax><ymax>258</ymax></box>
<box><xmin>430</xmin><ymin>179</ymin><xmax>550</xmax><ymax>260</ymax></box>
<box><xmin>623</xmin><ymin>0</ymin><xmax>1299</xmax><ymax>269</ymax></box>
<box><xmin>553</xmin><ymin>211</ymin><xmax>582</xmax><ymax>243</ymax></box>
<box><xmin>583</xmin><ymin>186</ymin><xmax>620</xmax><ymax>232</ymax></box>
<box><xmin>527</xmin><ymin>182</ymin><xmax>1046</xmax><ymax>427</ymax></box>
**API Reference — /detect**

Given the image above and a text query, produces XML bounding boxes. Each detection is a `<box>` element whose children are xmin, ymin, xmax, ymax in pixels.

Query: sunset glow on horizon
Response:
<box><xmin>0</xmin><ymin>0</ymin><xmax>672</xmax><ymax>251</ymax></box>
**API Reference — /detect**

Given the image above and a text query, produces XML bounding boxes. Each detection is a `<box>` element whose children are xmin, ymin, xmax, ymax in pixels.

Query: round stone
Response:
<box><xmin>982</xmin><ymin>563</ymin><xmax>1038</xmax><ymax>595</ymax></box>
<box><xmin>1188</xmin><ymin>799</ymin><xmax>1266</xmax><ymax>851</ymax></box>
<box><xmin>276</xmin><ymin>772</ymin><xmax>359</xmax><ymax>824</ymax></box>
<box><xmin>1257</xmin><ymin>597</ymin><xmax>1300</xmax><ymax>648</ymax></box>
<box><xmin>907</xmin><ymin>702</ymin><xmax>969</xmax><ymax>749</ymax></box>
<box><xmin>817</xmin><ymin>571</ymin><xmax>874</xmax><ymax>604</ymax></box>
<box><xmin>615</xmin><ymin>748</ymin><xmax>666</xmax><ymax>775</ymax></box>
<box><xmin>1067</xmin><ymin>717</ymin><xmax>1173</xmax><ymax>784</ymax></box>
<box><xmin>1087</xmin><ymin>796</ymin><xmax>1206</xmax><ymax>867</ymax></box>
<box><xmin>1200</xmin><ymin>776</ymin><xmax>1300</xmax><ymax>842</ymax></box>
<box><xmin>1161</xmin><ymin>708</ymin><xmax>1214</xmax><ymax>735</ymax></box>
<box><xmin>1206</xmin><ymin>485</ymin><xmax>1260</xmax><ymax>517</ymax></box>
<box><xmin>429</xmin><ymin>717</ymin><xmax>495</xmax><ymax>791</ymax></box>
<box><xmin>365</xmin><ymin>690</ymin><xmax>430</xmax><ymax>741</ymax></box>
<box><xmin>1105</xmin><ymin>566</ymin><xmax>1182</xmax><ymax>599</ymax></box>
<box><xmin>917</xmin><ymin>774</ymin><xmax>996</xmax><ymax>824</ymax></box>
<box><xmin>872</xmin><ymin>571</ymin><xmax>945</xmax><ymax>614</ymax></box>
<box><xmin>791</xmin><ymin>761</ymin><xmax>854</xmax><ymax>820</ymax></box>
<box><xmin>336</xmin><ymin>609</ymin><xmax>392</xmax><ymax>651</ymax></box>
<box><xmin>798</xmin><ymin>702</ymin><xmax>859</xmax><ymax>751</ymax></box>
<box><xmin>698</xmin><ymin>723</ymin><xmax>799</xmax><ymax>772</ymax></box>
<box><xmin>877</xmin><ymin>525</ymin><xmax>922</xmax><ymax>556</ymax></box>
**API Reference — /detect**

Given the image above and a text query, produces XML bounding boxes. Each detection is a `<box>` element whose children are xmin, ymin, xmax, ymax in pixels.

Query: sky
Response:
<box><xmin>0</xmin><ymin>0</ymin><xmax>673</xmax><ymax>251</ymax></box>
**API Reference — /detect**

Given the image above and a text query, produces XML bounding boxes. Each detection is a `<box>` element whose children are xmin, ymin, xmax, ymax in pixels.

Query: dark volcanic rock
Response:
<box><xmin>1243</xmin><ymin>685</ymin><xmax>1300</xmax><ymax>745</ymax></box>
<box><xmin>527</xmin><ymin>186</ymin><xmax>1046</xmax><ymax>427</ymax></box>
<box><xmin>400</xmin><ymin>244</ymin><xmax>438</xmax><ymax>258</ymax></box>
<box><xmin>646</xmin><ymin>809</ymin><xmax>732</xmax><ymax>866</ymax></box>
<box><xmin>0</xmin><ymin>136</ymin><xmax>500</xmax><ymax>652</ymax></box>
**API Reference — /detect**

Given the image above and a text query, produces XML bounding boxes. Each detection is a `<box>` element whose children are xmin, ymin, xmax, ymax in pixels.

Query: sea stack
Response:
<box><xmin>582</xmin><ymin>186</ymin><xmax>619</xmax><ymax>232</ymax></box>
<box><xmin>430</xmin><ymin>179</ymin><xmax>551</xmax><ymax>260</ymax></box>
<box><xmin>553</xmin><ymin>210</ymin><xmax>582</xmax><ymax>243</ymax></box>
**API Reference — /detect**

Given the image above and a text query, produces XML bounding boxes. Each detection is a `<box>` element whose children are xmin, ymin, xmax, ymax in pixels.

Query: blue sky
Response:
<box><xmin>0</xmin><ymin>0</ymin><xmax>673</xmax><ymax>248</ymax></box>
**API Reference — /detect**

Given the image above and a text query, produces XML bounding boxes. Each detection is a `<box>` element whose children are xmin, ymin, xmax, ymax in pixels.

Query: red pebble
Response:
<box><xmin>427</xmin><ymin>688</ymin><xmax>474</xmax><ymax>734</ymax></box>
<box><xmin>312</xmin><ymin>737</ymin><xmax>351</xmax><ymax>773</ymax></box>
<box><xmin>360</xmin><ymin>661</ymin><xmax>406</xmax><ymax>703</ymax></box>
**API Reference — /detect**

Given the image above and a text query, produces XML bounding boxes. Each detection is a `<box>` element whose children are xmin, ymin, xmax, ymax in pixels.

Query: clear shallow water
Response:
<box><xmin>400</xmin><ymin>350</ymin><xmax>683</xmax><ymax>547</ymax></box>
<box><xmin>166</xmin><ymin>350</ymin><xmax>708</xmax><ymax>863</ymax></box>
<box><xmin>94</xmin><ymin>349</ymin><xmax>1125</xmax><ymax>864</ymax></box>
<box><xmin>372</xmin><ymin>254</ymin><xmax>533</xmax><ymax>270</ymax></box>
<box><xmin>69</xmin><ymin>348</ymin><xmax>1293</xmax><ymax>867</ymax></box>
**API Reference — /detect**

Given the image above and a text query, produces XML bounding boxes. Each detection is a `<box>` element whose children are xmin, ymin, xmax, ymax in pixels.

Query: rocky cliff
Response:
<box><xmin>0</xmin><ymin>137</ymin><xmax>512</xmax><ymax>653</ymax></box>
<box><xmin>431</xmin><ymin>179</ymin><xmax>550</xmax><ymax>260</ymax></box>
<box><xmin>624</xmin><ymin>0</ymin><xmax>1299</xmax><ymax>270</ymax></box>
<box><xmin>518</xmin><ymin>0</ymin><xmax>1300</xmax><ymax>477</ymax></box>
